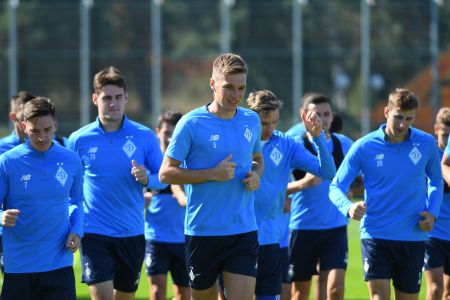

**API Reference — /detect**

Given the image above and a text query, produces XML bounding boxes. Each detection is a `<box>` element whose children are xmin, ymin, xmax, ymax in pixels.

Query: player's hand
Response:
<box><xmin>349</xmin><ymin>201</ymin><xmax>366</xmax><ymax>221</ymax></box>
<box><xmin>213</xmin><ymin>154</ymin><xmax>236</xmax><ymax>181</ymax></box>
<box><xmin>303</xmin><ymin>173</ymin><xmax>322</xmax><ymax>188</ymax></box>
<box><xmin>242</xmin><ymin>171</ymin><xmax>260</xmax><ymax>191</ymax></box>
<box><xmin>301</xmin><ymin>110</ymin><xmax>323</xmax><ymax>137</ymax></box>
<box><xmin>131</xmin><ymin>160</ymin><xmax>149</xmax><ymax>186</ymax></box>
<box><xmin>65</xmin><ymin>233</ymin><xmax>81</xmax><ymax>253</ymax></box>
<box><xmin>2</xmin><ymin>209</ymin><xmax>20</xmax><ymax>227</ymax></box>
<box><xmin>419</xmin><ymin>211</ymin><xmax>435</xmax><ymax>232</ymax></box>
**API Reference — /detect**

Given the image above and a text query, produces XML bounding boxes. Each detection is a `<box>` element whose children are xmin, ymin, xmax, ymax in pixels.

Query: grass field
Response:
<box><xmin>1</xmin><ymin>219</ymin><xmax>430</xmax><ymax>299</ymax></box>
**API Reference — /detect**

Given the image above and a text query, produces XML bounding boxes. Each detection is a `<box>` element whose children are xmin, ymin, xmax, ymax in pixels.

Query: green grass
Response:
<box><xmin>0</xmin><ymin>220</ymin><xmax>430</xmax><ymax>299</ymax></box>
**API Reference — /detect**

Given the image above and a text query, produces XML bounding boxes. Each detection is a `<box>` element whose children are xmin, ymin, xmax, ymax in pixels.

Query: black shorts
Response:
<box><xmin>185</xmin><ymin>231</ymin><xmax>258</xmax><ymax>290</ymax></box>
<box><xmin>289</xmin><ymin>226</ymin><xmax>348</xmax><ymax>282</ymax></box>
<box><xmin>145</xmin><ymin>240</ymin><xmax>189</xmax><ymax>287</ymax></box>
<box><xmin>1</xmin><ymin>266</ymin><xmax>75</xmax><ymax>300</ymax></box>
<box><xmin>279</xmin><ymin>246</ymin><xmax>289</xmax><ymax>284</ymax></box>
<box><xmin>361</xmin><ymin>238</ymin><xmax>425</xmax><ymax>294</ymax></box>
<box><xmin>255</xmin><ymin>243</ymin><xmax>281</xmax><ymax>295</ymax></box>
<box><xmin>424</xmin><ymin>237</ymin><xmax>450</xmax><ymax>275</ymax></box>
<box><xmin>80</xmin><ymin>233</ymin><xmax>145</xmax><ymax>293</ymax></box>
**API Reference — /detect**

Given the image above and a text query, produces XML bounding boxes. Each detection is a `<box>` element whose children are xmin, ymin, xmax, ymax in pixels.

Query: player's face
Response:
<box><xmin>93</xmin><ymin>85</ymin><xmax>128</xmax><ymax>125</ymax></box>
<box><xmin>259</xmin><ymin>109</ymin><xmax>279</xmax><ymax>141</ymax></box>
<box><xmin>384</xmin><ymin>106</ymin><xmax>416</xmax><ymax>143</ymax></box>
<box><xmin>156</xmin><ymin>122</ymin><xmax>175</xmax><ymax>152</ymax></box>
<box><xmin>22</xmin><ymin>115</ymin><xmax>57</xmax><ymax>152</ymax></box>
<box><xmin>434</xmin><ymin>124</ymin><xmax>450</xmax><ymax>150</ymax></box>
<box><xmin>210</xmin><ymin>73</ymin><xmax>247</xmax><ymax>114</ymax></box>
<box><xmin>305</xmin><ymin>102</ymin><xmax>333</xmax><ymax>134</ymax></box>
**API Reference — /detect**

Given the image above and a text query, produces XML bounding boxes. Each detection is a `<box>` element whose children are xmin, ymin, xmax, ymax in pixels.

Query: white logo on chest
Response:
<box><xmin>409</xmin><ymin>144</ymin><xmax>422</xmax><ymax>165</ymax></box>
<box><xmin>122</xmin><ymin>136</ymin><xmax>137</xmax><ymax>158</ymax></box>
<box><xmin>244</xmin><ymin>127</ymin><xmax>253</xmax><ymax>142</ymax></box>
<box><xmin>209</xmin><ymin>134</ymin><xmax>220</xmax><ymax>148</ymax></box>
<box><xmin>375</xmin><ymin>153</ymin><xmax>384</xmax><ymax>167</ymax></box>
<box><xmin>270</xmin><ymin>147</ymin><xmax>283</xmax><ymax>166</ymax></box>
<box><xmin>20</xmin><ymin>174</ymin><xmax>32</xmax><ymax>188</ymax></box>
<box><xmin>55</xmin><ymin>163</ymin><xmax>68</xmax><ymax>186</ymax></box>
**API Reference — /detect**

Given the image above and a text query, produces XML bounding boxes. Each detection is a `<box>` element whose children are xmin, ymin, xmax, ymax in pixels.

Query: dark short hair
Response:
<box><xmin>301</xmin><ymin>92</ymin><xmax>331</xmax><ymax>111</ymax></box>
<box><xmin>157</xmin><ymin>110</ymin><xmax>183</xmax><ymax>129</ymax></box>
<box><xmin>11</xmin><ymin>91</ymin><xmax>36</xmax><ymax>114</ymax></box>
<box><xmin>22</xmin><ymin>97</ymin><xmax>56</xmax><ymax>121</ymax></box>
<box><xmin>93</xmin><ymin>66</ymin><xmax>126</xmax><ymax>94</ymax></box>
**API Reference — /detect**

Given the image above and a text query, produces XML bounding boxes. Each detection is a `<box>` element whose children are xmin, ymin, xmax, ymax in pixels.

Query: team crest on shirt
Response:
<box><xmin>244</xmin><ymin>127</ymin><xmax>252</xmax><ymax>142</ymax></box>
<box><xmin>55</xmin><ymin>163</ymin><xmax>68</xmax><ymax>186</ymax></box>
<box><xmin>409</xmin><ymin>143</ymin><xmax>422</xmax><ymax>165</ymax></box>
<box><xmin>122</xmin><ymin>136</ymin><xmax>137</xmax><ymax>158</ymax></box>
<box><xmin>270</xmin><ymin>147</ymin><xmax>283</xmax><ymax>166</ymax></box>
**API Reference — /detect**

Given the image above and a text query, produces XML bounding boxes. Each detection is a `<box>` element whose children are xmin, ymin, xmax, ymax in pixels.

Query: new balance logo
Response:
<box><xmin>209</xmin><ymin>134</ymin><xmax>220</xmax><ymax>148</ymax></box>
<box><xmin>375</xmin><ymin>153</ymin><xmax>384</xmax><ymax>167</ymax></box>
<box><xmin>20</xmin><ymin>174</ymin><xmax>31</xmax><ymax>188</ymax></box>
<box><xmin>88</xmin><ymin>147</ymin><xmax>98</xmax><ymax>154</ymax></box>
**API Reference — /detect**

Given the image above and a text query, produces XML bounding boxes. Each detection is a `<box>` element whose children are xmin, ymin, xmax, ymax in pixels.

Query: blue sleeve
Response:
<box><xmin>253</xmin><ymin>121</ymin><xmax>263</xmax><ymax>154</ymax></box>
<box><xmin>165</xmin><ymin>116</ymin><xmax>191</xmax><ymax>163</ymax></box>
<box><xmin>66</xmin><ymin>134</ymin><xmax>76</xmax><ymax>152</ymax></box>
<box><xmin>145</xmin><ymin>131</ymin><xmax>167</xmax><ymax>190</ymax></box>
<box><xmin>0</xmin><ymin>157</ymin><xmax>8</xmax><ymax>217</ymax></box>
<box><xmin>426</xmin><ymin>143</ymin><xmax>444</xmax><ymax>217</ymax></box>
<box><xmin>69</xmin><ymin>158</ymin><xmax>84</xmax><ymax>238</ymax></box>
<box><xmin>329</xmin><ymin>142</ymin><xmax>362</xmax><ymax>217</ymax></box>
<box><xmin>290</xmin><ymin>132</ymin><xmax>336</xmax><ymax>180</ymax></box>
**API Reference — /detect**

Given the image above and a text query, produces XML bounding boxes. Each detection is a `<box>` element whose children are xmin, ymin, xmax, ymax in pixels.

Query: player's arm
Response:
<box><xmin>159</xmin><ymin>154</ymin><xmax>237</xmax><ymax>185</ymax></box>
<box><xmin>242</xmin><ymin>152</ymin><xmax>264</xmax><ymax>191</ymax></box>
<box><xmin>171</xmin><ymin>184</ymin><xmax>187</xmax><ymax>207</ymax></box>
<box><xmin>286</xmin><ymin>173</ymin><xmax>322</xmax><ymax>195</ymax></box>
<box><xmin>0</xmin><ymin>159</ymin><xmax>20</xmax><ymax>227</ymax></box>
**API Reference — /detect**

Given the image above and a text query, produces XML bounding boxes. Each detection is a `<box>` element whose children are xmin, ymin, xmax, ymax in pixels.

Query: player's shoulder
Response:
<box><xmin>236</xmin><ymin>107</ymin><xmax>260</xmax><ymax>125</ymax></box>
<box><xmin>410</xmin><ymin>127</ymin><xmax>435</xmax><ymax>143</ymax></box>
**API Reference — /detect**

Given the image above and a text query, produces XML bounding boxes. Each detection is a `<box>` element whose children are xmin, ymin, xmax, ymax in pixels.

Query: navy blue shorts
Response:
<box><xmin>279</xmin><ymin>247</ymin><xmax>289</xmax><ymax>284</ymax></box>
<box><xmin>424</xmin><ymin>237</ymin><xmax>450</xmax><ymax>275</ymax></box>
<box><xmin>361</xmin><ymin>238</ymin><xmax>425</xmax><ymax>294</ymax></box>
<box><xmin>289</xmin><ymin>226</ymin><xmax>348</xmax><ymax>282</ymax></box>
<box><xmin>80</xmin><ymin>233</ymin><xmax>145</xmax><ymax>293</ymax></box>
<box><xmin>185</xmin><ymin>231</ymin><xmax>258</xmax><ymax>290</ymax></box>
<box><xmin>145</xmin><ymin>240</ymin><xmax>189</xmax><ymax>287</ymax></box>
<box><xmin>256</xmin><ymin>243</ymin><xmax>281</xmax><ymax>295</ymax></box>
<box><xmin>1</xmin><ymin>266</ymin><xmax>75</xmax><ymax>300</ymax></box>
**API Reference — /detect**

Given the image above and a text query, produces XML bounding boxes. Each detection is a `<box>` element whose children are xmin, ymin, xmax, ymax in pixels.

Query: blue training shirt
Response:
<box><xmin>287</xmin><ymin>132</ymin><xmax>352</xmax><ymax>230</ymax></box>
<box><xmin>0</xmin><ymin>141</ymin><xmax>84</xmax><ymax>273</ymax></box>
<box><xmin>67</xmin><ymin>116</ymin><xmax>166</xmax><ymax>238</ymax></box>
<box><xmin>329</xmin><ymin>125</ymin><xmax>443</xmax><ymax>241</ymax></box>
<box><xmin>255</xmin><ymin>130</ymin><xmax>336</xmax><ymax>244</ymax></box>
<box><xmin>165</xmin><ymin>105</ymin><xmax>262</xmax><ymax>236</ymax></box>
<box><xmin>145</xmin><ymin>188</ymin><xmax>185</xmax><ymax>243</ymax></box>
<box><xmin>431</xmin><ymin>146</ymin><xmax>450</xmax><ymax>241</ymax></box>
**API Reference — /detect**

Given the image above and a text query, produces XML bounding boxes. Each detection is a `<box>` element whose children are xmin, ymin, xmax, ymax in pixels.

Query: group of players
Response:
<box><xmin>0</xmin><ymin>52</ymin><xmax>448</xmax><ymax>300</ymax></box>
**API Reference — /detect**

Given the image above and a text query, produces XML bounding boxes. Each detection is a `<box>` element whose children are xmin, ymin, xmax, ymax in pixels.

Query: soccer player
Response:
<box><xmin>0</xmin><ymin>97</ymin><xmax>84</xmax><ymax>300</ymax></box>
<box><xmin>427</xmin><ymin>107</ymin><xmax>450</xmax><ymax>300</ymax></box>
<box><xmin>144</xmin><ymin>110</ymin><xmax>190</xmax><ymax>300</ymax></box>
<box><xmin>286</xmin><ymin>93</ymin><xmax>353</xmax><ymax>300</ymax></box>
<box><xmin>246</xmin><ymin>90</ymin><xmax>336</xmax><ymax>300</ymax></box>
<box><xmin>159</xmin><ymin>53</ymin><xmax>263</xmax><ymax>300</ymax></box>
<box><xmin>329</xmin><ymin>88</ymin><xmax>443</xmax><ymax>300</ymax></box>
<box><xmin>67</xmin><ymin>66</ymin><xmax>166</xmax><ymax>300</ymax></box>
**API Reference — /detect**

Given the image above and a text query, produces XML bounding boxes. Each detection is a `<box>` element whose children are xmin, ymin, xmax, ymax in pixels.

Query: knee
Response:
<box><xmin>427</xmin><ymin>282</ymin><xmax>443</xmax><ymax>299</ymax></box>
<box><xmin>328</xmin><ymin>284</ymin><xmax>344</xmax><ymax>300</ymax></box>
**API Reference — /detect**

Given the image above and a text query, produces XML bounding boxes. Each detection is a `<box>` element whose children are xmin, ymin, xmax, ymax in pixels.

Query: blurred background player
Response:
<box><xmin>144</xmin><ymin>110</ymin><xmax>190</xmax><ymax>300</ymax></box>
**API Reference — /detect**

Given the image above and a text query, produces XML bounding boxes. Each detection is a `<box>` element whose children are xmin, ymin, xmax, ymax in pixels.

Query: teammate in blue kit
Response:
<box><xmin>144</xmin><ymin>110</ymin><xmax>190</xmax><ymax>300</ymax></box>
<box><xmin>67</xmin><ymin>66</ymin><xmax>166</xmax><ymax>300</ymax></box>
<box><xmin>329</xmin><ymin>88</ymin><xmax>443</xmax><ymax>300</ymax></box>
<box><xmin>286</xmin><ymin>93</ymin><xmax>353</xmax><ymax>300</ymax></box>
<box><xmin>427</xmin><ymin>107</ymin><xmax>450</xmax><ymax>300</ymax></box>
<box><xmin>246</xmin><ymin>90</ymin><xmax>336</xmax><ymax>300</ymax></box>
<box><xmin>159</xmin><ymin>53</ymin><xmax>264</xmax><ymax>300</ymax></box>
<box><xmin>0</xmin><ymin>97</ymin><xmax>84</xmax><ymax>300</ymax></box>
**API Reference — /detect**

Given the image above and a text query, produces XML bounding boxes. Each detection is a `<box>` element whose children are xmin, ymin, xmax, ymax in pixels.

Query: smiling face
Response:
<box><xmin>384</xmin><ymin>106</ymin><xmax>416</xmax><ymax>143</ymax></box>
<box><xmin>209</xmin><ymin>72</ymin><xmax>247</xmax><ymax>118</ymax></box>
<box><xmin>93</xmin><ymin>84</ymin><xmax>127</xmax><ymax>130</ymax></box>
<box><xmin>22</xmin><ymin>115</ymin><xmax>57</xmax><ymax>152</ymax></box>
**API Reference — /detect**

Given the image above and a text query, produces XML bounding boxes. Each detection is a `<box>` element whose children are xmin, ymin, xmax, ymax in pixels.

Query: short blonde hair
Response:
<box><xmin>212</xmin><ymin>53</ymin><xmax>247</xmax><ymax>79</ymax></box>
<box><xmin>387</xmin><ymin>88</ymin><xmax>418</xmax><ymax>110</ymax></box>
<box><xmin>435</xmin><ymin>107</ymin><xmax>450</xmax><ymax>127</ymax></box>
<box><xmin>247</xmin><ymin>90</ymin><xmax>283</xmax><ymax>114</ymax></box>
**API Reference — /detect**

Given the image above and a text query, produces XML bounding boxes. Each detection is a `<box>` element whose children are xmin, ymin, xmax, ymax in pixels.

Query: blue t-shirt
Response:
<box><xmin>287</xmin><ymin>132</ymin><xmax>352</xmax><ymax>230</ymax></box>
<box><xmin>277</xmin><ymin>212</ymin><xmax>290</xmax><ymax>248</ymax></box>
<box><xmin>431</xmin><ymin>146</ymin><xmax>450</xmax><ymax>241</ymax></box>
<box><xmin>330</xmin><ymin>125</ymin><xmax>443</xmax><ymax>241</ymax></box>
<box><xmin>145</xmin><ymin>188</ymin><xmax>185</xmax><ymax>243</ymax></box>
<box><xmin>255</xmin><ymin>130</ymin><xmax>336</xmax><ymax>244</ymax></box>
<box><xmin>0</xmin><ymin>141</ymin><xmax>84</xmax><ymax>273</ymax></box>
<box><xmin>67</xmin><ymin>116</ymin><xmax>165</xmax><ymax>238</ymax></box>
<box><xmin>165</xmin><ymin>105</ymin><xmax>262</xmax><ymax>236</ymax></box>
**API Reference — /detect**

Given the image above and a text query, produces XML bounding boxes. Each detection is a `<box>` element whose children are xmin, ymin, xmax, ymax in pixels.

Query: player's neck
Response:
<box><xmin>207</xmin><ymin>102</ymin><xmax>236</xmax><ymax>119</ymax></box>
<box><xmin>99</xmin><ymin>117</ymin><xmax>123</xmax><ymax>132</ymax></box>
